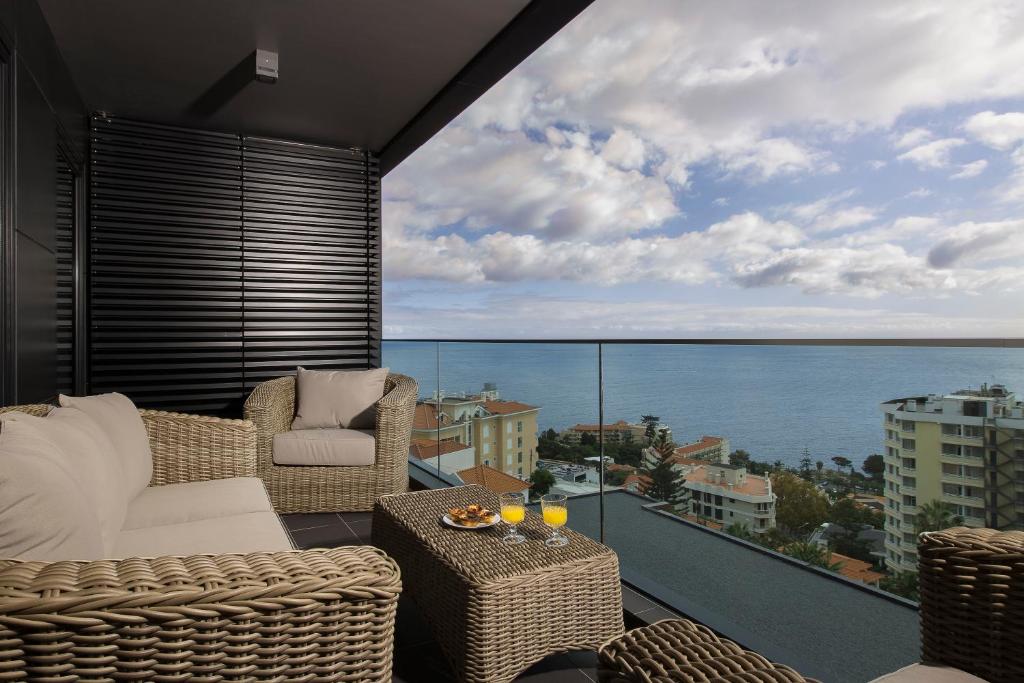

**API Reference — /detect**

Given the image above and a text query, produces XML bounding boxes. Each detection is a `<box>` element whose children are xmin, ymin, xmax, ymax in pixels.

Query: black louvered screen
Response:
<box><xmin>89</xmin><ymin>116</ymin><xmax>244</xmax><ymax>413</ymax></box>
<box><xmin>87</xmin><ymin>116</ymin><xmax>381</xmax><ymax>415</ymax></box>
<box><xmin>56</xmin><ymin>152</ymin><xmax>75</xmax><ymax>395</ymax></box>
<box><xmin>242</xmin><ymin>138</ymin><xmax>379</xmax><ymax>390</ymax></box>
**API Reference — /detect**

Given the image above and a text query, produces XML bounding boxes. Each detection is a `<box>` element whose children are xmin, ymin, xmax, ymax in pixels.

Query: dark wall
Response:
<box><xmin>89</xmin><ymin>115</ymin><xmax>381</xmax><ymax>415</ymax></box>
<box><xmin>0</xmin><ymin>0</ymin><xmax>87</xmax><ymax>405</ymax></box>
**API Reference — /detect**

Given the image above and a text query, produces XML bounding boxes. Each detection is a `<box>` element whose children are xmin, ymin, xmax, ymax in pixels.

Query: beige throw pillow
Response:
<box><xmin>59</xmin><ymin>392</ymin><xmax>153</xmax><ymax>497</ymax></box>
<box><xmin>292</xmin><ymin>367</ymin><xmax>389</xmax><ymax>430</ymax></box>
<box><xmin>1</xmin><ymin>408</ymin><xmax>128</xmax><ymax>555</ymax></box>
<box><xmin>0</xmin><ymin>419</ymin><xmax>104</xmax><ymax>561</ymax></box>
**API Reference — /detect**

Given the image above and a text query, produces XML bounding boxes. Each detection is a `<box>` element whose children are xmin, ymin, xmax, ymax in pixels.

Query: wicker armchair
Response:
<box><xmin>0</xmin><ymin>403</ymin><xmax>402</xmax><ymax>682</ymax></box>
<box><xmin>244</xmin><ymin>372</ymin><xmax>418</xmax><ymax>513</ymax></box>
<box><xmin>918</xmin><ymin>526</ymin><xmax>1024</xmax><ymax>683</ymax></box>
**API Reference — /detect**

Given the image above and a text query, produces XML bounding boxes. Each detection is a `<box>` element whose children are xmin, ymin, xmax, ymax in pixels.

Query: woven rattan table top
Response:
<box><xmin>375</xmin><ymin>484</ymin><xmax>616</xmax><ymax>584</ymax></box>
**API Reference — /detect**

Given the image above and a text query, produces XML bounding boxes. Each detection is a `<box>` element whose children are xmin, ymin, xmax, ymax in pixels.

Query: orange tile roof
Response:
<box><xmin>681</xmin><ymin>513</ymin><xmax>724</xmax><ymax>530</ymax></box>
<box><xmin>624</xmin><ymin>473</ymin><xmax>652</xmax><ymax>492</ymax></box>
<box><xmin>684</xmin><ymin>465</ymin><xmax>770</xmax><ymax>496</ymax></box>
<box><xmin>409</xmin><ymin>438</ymin><xmax>470</xmax><ymax>460</ymax></box>
<box><xmin>830</xmin><ymin>553</ymin><xmax>884</xmax><ymax>585</ymax></box>
<box><xmin>412</xmin><ymin>403</ymin><xmax>440</xmax><ymax>430</ymax></box>
<box><xmin>607</xmin><ymin>463</ymin><xmax>637</xmax><ymax>472</ymax></box>
<box><xmin>457</xmin><ymin>464</ymin><xmax>531</xmax><ymax>494</ymax></box>
<box><xmin>674</xmin><ymin>436</ymin><xmax>723</xmax><ymax>457</ymax></box>
<box><xmin>482</xmin><ymin>400</ymin><xmax>538</xmax><ymax>415</ymax></box>
<box><xmin>569</xmin><ymin>420</ymin><xmax>633</xmax><ymax>432</ymax></box>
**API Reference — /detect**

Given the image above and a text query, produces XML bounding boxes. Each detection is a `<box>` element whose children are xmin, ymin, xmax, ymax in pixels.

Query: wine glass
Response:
<box><xmin>499</xmin><ymin>492</ymin><xmax>526</xmax><ymax>545</ymax></box>
<box><xmin>541</xmin><ymin>493</ymin><xmax>569</xmax><ymax>547</ymax></box>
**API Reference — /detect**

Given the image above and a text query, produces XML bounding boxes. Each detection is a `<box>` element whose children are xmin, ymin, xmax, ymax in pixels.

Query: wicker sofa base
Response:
<box><xmin>598</xmin><ymin>619</ymin><xmax>818</xmax><ymax>683</ymax></box>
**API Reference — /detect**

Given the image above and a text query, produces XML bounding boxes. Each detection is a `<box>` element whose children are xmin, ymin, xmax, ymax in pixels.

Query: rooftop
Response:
<box><xmin>482</xmin><ymin>400</ymin><xmax>538</xmax><ymax>416</ymax></box>
<box><xmin>409</xmin><ymin>438</ymin><xmax>471</xmax><ymax>460</ymax></box>
<box><xmin>561</xmin><ymin>490</ymin><xmax>918</xmax><ymax>683</ymax></box>
<box><xmin>830</xmin><ymin>553</ymin><xmax>885</xmax><ymax>586</ymax></box>
<box><xmin>412</xmin><ymin>404</ymin><xmax>442</xmax><ymax>430</ymax></box>
<box><xmin>568</xmin><ymin>419</ymin><xmax>635</xmax><ymax>432</ymax></box>
<box><xmin>673</xmin><ymin>436</ymin><xmax>724</xmax><ymax>457</ymax></box>
<box><xmin>456</xmin><ymin>464</ymin><xmax>530</xmax><ymax>494</ymax></box>
<box><xmin>685</xmin><ymin>464</ymin><xmax>770</xmax><ymax>497</ymax></box>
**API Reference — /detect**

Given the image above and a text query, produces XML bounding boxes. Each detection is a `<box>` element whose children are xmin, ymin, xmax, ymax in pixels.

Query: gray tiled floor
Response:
<box><xmin>281</xmin><ymin>512</ymin><xmax>605</xmax><ymax>681</ymax></box>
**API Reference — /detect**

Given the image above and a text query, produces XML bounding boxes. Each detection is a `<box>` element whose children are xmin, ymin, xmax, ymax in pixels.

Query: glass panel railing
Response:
<box><xmin>382</xmin><ymin>339</ymin><xmax>1024</xmax><ymax>681</ymax></box>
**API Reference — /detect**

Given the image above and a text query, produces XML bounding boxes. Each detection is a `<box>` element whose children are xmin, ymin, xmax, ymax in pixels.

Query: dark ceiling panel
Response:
<box><xmin>38</xmin><ymin>0</ymin><xmax>530</xmax><ymax>154</ymax></box>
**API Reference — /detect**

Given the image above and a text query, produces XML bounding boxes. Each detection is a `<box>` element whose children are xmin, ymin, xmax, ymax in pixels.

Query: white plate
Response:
<box><xmin>442</xmin><ymin>512</ymin><xmax>502</xmax><ymax>529</ymax></box>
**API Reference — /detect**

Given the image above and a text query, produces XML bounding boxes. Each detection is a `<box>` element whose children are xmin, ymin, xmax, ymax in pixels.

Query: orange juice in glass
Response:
<box><xmin>499</xmin><ymin>492</ymin><xmax>526</xmax><ymax>545</ymax></box>
<box><xmin>541</xmin><ymin>493</ymin><xmax>569</xmax><ymax>547</ymax></box>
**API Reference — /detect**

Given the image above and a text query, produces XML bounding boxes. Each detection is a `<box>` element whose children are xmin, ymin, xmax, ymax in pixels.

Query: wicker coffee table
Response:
<box><xmin>373</xmin><ymin>485</ymin><xmax>624</xmax><ymax>683</ymax></box>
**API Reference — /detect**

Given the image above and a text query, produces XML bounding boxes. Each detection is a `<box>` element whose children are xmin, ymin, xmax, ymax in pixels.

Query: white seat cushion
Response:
<box><xmin>273</xmin><ymin>428</ymin><xmax>376</xmax><ymax>466</ymax></box>
<box><xmin>0</xmin><ymin>419</ymin><xmax>104</xmax><ymax>561</ymax></box>
<box><xmin>113</xmin><ymin>511</ymin><xmax>293</xmax><ymax>558</ymax></box>
<box><xmin>59</xmin><ymin>392</ymin><xmax>153</xmax><ymax>497</ymax></box>
<box><xmin>870</xmin><ymin>664</ymin><xmax>988</xmax><ymax>682</ymax></box>
<box><xmin>1</xmin><ymin>408</ymin><xmax>127</xmax><ymax>554</ymax></box>
<box><xmin>123</xmin><ymin>477</ymin><xmax>275</xmax><ymax>530</ymax></box>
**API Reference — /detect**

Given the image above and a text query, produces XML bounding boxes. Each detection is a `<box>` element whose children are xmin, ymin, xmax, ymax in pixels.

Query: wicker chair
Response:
<box><xmin>918</xmin><ymin>526</ymin><xmax>1024</xmax><ymax>683</ymax></box>
<box><xmin>0</xmin><ymin>403</ymin><xmax>402</xmax><ymax>681</ymax></box>
<box><xmin>244</xmin><ymin>372</ymin><xmax>418</xmax><ymax>513</ymax></box>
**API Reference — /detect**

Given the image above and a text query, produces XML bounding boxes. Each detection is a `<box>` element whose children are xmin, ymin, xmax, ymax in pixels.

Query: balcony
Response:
<box><xmin>4</xmin><ymin>2</ymin><xmax>1024</xmax><ymax>682</ymax></box>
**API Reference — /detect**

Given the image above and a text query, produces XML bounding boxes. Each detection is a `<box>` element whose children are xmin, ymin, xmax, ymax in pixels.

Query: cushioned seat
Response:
<box><xmin>123</xmin><ymin>477</ymin><xmax>277</xmax><ymax>530</ymax></box>
<box><xmin>114</xmin><ymin>511</ymin><xmax>293</xmax><ymax>557</ymax></box>
<box><xmin>273</xmin><ymin>428</ymin><xmax>376</xmax><ymax>466</ymax></box>
<box><xmin>870</xmin><ymin>664</ymin><xmax>988</xmax><ymax>682</ymax></box>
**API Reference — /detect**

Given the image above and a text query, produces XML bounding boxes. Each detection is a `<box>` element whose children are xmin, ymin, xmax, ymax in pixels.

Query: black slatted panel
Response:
<box><xmin>89</xmin><ymin>116</ymin><xmax>244</xmax><ymax>413</ymax></box>
<box><xmin>242</xmin><ymin>138</ymin><xmax>380</xmax><ymax>389</ymax></box>
<box><xmin>55</xmin><ymin>154</ymin><xmax>75</xmax><ymax>395</ymax></box>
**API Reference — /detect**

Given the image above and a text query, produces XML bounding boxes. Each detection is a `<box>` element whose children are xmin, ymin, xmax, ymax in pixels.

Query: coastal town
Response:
<box><xmin>409</xmin><ymin>382</ymin><xmax>1024</xmax><ymax>601</ymax></box>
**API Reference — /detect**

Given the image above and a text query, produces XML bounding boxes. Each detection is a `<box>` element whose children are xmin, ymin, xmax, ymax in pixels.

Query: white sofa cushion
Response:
<box><xmin>0</xmin><ymin>419</ymin><xmax>104</xmax><ymax>561</ymax></box>
<box><xmin>1</xmin><ymin>408</ymin><xmax>127</xmax><ymax>554</ymax></box>
<box><xmin>292</xmin><ymin>367</ymin><xmax>388</xmax><ymax>430</ymax></box>
<box><xmin>113</xmin><ymin>512</ymin><xmax>293</xmax><ymax>557</ymax></box>
<box><xmin>273</xmin><ymin>428</ymin><xmax>376</xmax><ymax>466</ymax></box>
<box><xmin>870</xmin><ymin>664</ymin><xmax>987</xmax><ymax>682</ymax></box>
<box><xmin>59</xmin><ymin>392</ymin><xmax>153</xmax><ymax>497</ymax></box>
<box><xmin>123</xmin><ymin>477</ymin><xmax>274</xmax><ymax>530</ymax></box>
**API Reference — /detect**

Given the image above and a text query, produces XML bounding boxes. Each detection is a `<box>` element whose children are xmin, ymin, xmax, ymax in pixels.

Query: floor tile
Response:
<box><xmin>392</xmin><ymin>642</ymin><xmax>456</xmax><ymax>682</ymax></box>
<box><xmin>289</xmin><ymin>522</ymin><xmax>358</xmax><ymax>548</ymax></box>
<box><xmin>348</xmin><ymin>519</ymin><xmax>373</xmax><ymax>542</ymax></box>
<box><xmin>620</xmin><ymin>586</ymin><xmax>657</xmax><ymax>617</ymax></box>
<box><xmin>281</xmin><ymin>513</ymin><xmax>342</xmax><ymax>531</ymax></box>
<box><xmin>339</xmin><ymin>510</ymin><xmax>373</xmax><ymax>523</ymax></box>
<box><xmin>638</xmin><ymin>605</ymin><xmax>681</xmax><ymax>624</ymax></box>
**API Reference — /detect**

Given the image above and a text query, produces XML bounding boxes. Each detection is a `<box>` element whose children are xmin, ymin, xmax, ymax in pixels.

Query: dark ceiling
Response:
<box><xmin>38</xmin><ymin>0</ymin><xmax>538</xmax><ymax>163</ymax></box>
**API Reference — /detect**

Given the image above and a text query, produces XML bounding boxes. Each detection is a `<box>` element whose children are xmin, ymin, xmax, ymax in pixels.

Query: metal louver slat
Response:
<box><xmin>89</xmin><ymin>115</ymin><xmax>244</xmax><ymax>414</ymax></box>
<box><xmin>56</xmin><ymin>155</ymin><xmax>75</xmax><ymax>395</ymax></box>
<box><xmin>242</xmin><ymin>137</ymin><xmax>379</xmax><ymax>388</ymax></box>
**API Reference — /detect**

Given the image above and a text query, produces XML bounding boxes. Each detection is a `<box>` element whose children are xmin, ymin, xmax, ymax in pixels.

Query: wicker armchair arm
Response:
<box><xmin>0</xmin><ymin>547</ymin><xmax>401</xmax><ymax>680</ymax></box>
<box><xmin>244</xmin><ymin>376</ymin><xmax>296</xmax><ymax>471</ymax></box>
<box><xmin>141</xmin><ymin>409</ymin><xmax>257</xmax><ymax>485</ymax></box>
<box><xmin>374</xmin><ymin>373</ymin><xmax>418</xmax><ymax>469</ymax></box>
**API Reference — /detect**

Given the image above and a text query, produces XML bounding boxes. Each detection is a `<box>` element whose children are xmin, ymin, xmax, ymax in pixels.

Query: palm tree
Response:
<box><xmin>915</xmin><ymin>500</ymin><xmax>964</xmax><ymax>534</ymax></box>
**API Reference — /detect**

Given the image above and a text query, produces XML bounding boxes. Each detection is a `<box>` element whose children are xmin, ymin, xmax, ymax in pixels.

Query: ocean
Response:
<box><xmin>382</xmin><ymin>341</ymin><xmax>1024</xmax><ymax>469</ymax></box>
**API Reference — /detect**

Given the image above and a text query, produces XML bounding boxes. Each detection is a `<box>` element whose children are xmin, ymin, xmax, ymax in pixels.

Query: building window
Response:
<box><xmin>483</xmin><ymin>443</ymin><xmax>491</xmax><ymax>455</ymax></box>
<box><xmin>507</xmin><ymin>423</ymin><xmax>512</xmax><ymax>434</ymax></box>
<box><xmin>483</xmin><ymin>425</ymin><xmax>490</xmax><ymax>437</ymax></box>
<box><xmin>714</xmin><ymin>508</ymin><xmax>723</xmax><ymax>521</ymax></box>
<box><xmin>517</xmin><ymin>452</ymin><xmax>523</xmax><ymax>463</ymax></box>
<box><xmin>517</xmin><ymin>421</ymin><xmax>523</xmax><ymax>432</ymax></box>
<box><xmin>517</xmin><ymin>436</ymin><xmax>523</xmax><ymax>448</ymax></box>
<box><xmin>518</xmin><ymin>467</ymin><xmax>523</xmax><ymax>476</ymax></box>
<box><xmin>506</xmin><ymin>438</ymin><xmax>512</xmax><ymax>449</ymax></box>
<box><xmin>901</xmin><ymin>438</ymin><xmax>916</xmax><ymax>451</ymax></box>
<box><xmin>506</xmin><ymin>455</ymin><xmax>512</xmax><ymax>466</ymax></box>
<box><xmin>901</xmin><ymin>420</ymin><xmax>915</xmax><ymax>432</ymax></box>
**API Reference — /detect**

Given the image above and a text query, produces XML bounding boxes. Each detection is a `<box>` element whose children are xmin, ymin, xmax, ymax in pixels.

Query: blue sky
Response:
<box><xmin>382</xmin><ymin>0</ymin><xmax>1024</xmax><ymax>338</ymax></box>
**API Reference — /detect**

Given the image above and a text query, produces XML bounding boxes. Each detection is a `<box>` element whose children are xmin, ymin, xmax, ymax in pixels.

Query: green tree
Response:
<box><xmin>781</xmin><ymin>540</ymin><xmax>842</xmax><ymax>571</ymax></box>
<box><xmin>729</xmin><ymin>449</ymin><xmax>751</xmax><ymax>467</ymax></box>
<box><xmin>862</xmin><ymin>453</ymin><xmax>885</xmax><ymax>480</ymax></box>
<box><xmin>724</xmin><ymin>522</ymin><xmax>756</xmax><ymax>542</ymax></box>
<box><xmin>880</xmin><ymin>571</ymin><xmax>919</xmax><ymax>602</ymax></box>
<box><xmin>641</xmin><ymin>415</ymin><xmax>661</xmax><ymax>443</ymax></box>
<box><xmin>605</xmin><ymin>469</ymin><xmax>629</xmax><ymax>486</ymax></box>
<box><xmin>815</xmin><ymin>460</ymin><xmax>824</xmax><ymax>479</ymax></box>
<box><xmin>798</xmin><ymin>449</ymin><xmax>813</xmax><ymax>481</ymax></box>
<box><xmin>580</xmin><ymin>432</ymin><xmax>597</xmax><ymax>447</ymax></box>
<box><xmin>771</xmin><ymin>471</ymin><xmax>829</xmax><ymax>535</ymax></box>
<box><xmin>641</xmin><ymin>429</ymin><xmax>684</xmax><ymax>505</ymax></box>
<box><xmin>828</xmin><ymin>497</ymin><xmax>882</xmax><ymax>531</ymax></box>
<box><xmin>528</xmin><ymin>469</ymin><xmax>556</xmax><ymax>498</ymax></box>
<box><xmin>915</xmin><ymin>500</ymin><xmax>964</xmax><ymax>534</ymax></box>
<box><xmin>831</xmin><ymin>455</ymin><xmax>853</xmax><ymax>474</ymax></box>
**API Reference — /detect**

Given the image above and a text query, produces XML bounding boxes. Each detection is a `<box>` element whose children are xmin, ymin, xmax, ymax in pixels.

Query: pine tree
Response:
<box><xmin>641</xmin><ymin>428</ymin><xmax>684</xmax><ymax>505</ymax></box>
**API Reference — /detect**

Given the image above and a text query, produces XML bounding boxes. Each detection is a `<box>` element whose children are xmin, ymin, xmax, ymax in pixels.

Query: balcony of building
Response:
<box><xmin>1</xmin><ymin>2</ymin><xmax>1023</xmax><ymax>683</ymax></box>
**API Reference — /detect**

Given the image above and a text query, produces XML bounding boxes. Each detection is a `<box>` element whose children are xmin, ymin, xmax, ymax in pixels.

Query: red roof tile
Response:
<box><xmin>457</xmin><ymin>464</ymin><xmax>531</xmax><ymax>494</ymax></box>
<box><xmin>409</xmin><ymin>438</ymin><xmax>470</xmax><ymax>460</ymax></box>
<box><xmin>482</xmin><ymin>400</ymin><xmax>537</xmax><ymax>415</ymax></box>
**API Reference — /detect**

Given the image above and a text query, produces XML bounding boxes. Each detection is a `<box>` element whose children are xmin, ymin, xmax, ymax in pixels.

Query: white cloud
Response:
<box><xmin>964</xmin><ymin>111</ymin><xmax>1024</xmax><ymax>150</ymax></box>
<box><xmin>894</xmin><ymin>128</ymin><xmax>933</xmax><ymax>149</ymax></box>
<box><xmin>904</xmin><ymin>188</ymin><xmax>933</xmax><ymax>199</ymax></box>
<box><xmin>896</xmin><ymin>138</ymin><xmax>967</xmax><ymax>169</ymax></box>
<box><xmin>950</xmin><ymin>160</ymin><xmax>988</xmax><ymax>179</ymax></box>
<box><xmin>601</xmin><ymin>128</ymin><xmax>647</xmax><ymax>170</ymax></box>
<box><xmin>781</xmin><ymin>191</ymin><xmax>876</xmax><ymax>233</ymax></box>
<box><xmin>927</xmin><ymin>219</ymin><xmax>1024</xmax><ymax>267</ymax></box>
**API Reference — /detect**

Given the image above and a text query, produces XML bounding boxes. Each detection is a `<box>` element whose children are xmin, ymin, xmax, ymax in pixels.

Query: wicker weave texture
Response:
<box><xmin>0</xmin><ymin>546</ymin><xmax>401</xmax><ymax>682</ymax></box>
<box><xmin>244</xmin><ymin>373</ymin><xmax>417</xmax><ymax>513</ymax></box>
<box><xmin>919</xmin><ymin>526</ymin><xmax>1024</xmax><ymax>683</ymax></box>
<box><xmin>373</xmin><ymin>485</ymin><xmax>624</xmax><ymax>683</ymax></box>
<box><xmin>598</xmin><ymin>619</ymin><xmax>818</xmax><ymax>683</ymax></box>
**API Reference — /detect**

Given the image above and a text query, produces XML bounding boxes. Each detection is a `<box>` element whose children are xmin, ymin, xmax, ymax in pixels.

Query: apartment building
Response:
<box><xmin>561</xmin><ymin>420</ymin><xmax>672</xmax><ymax>444</ymax></box>
<box><xmin>641</xmin><ymin>435</ymin><xmax>730</xmax><ymax>472</ymax></box>
<box><xmin>681</xmin><ymin>463</ymin><xmax>777</xmax><ymax>533</ymax></box>
<box><xmin>411</xmin><ymin>385</ymin><xmax>540</xmax><ymax>478</ymax></box>
<box><xmin>881</xmin><ymin>383</ymin><xmax>1024</xmax><ymax>573</ymax></box>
